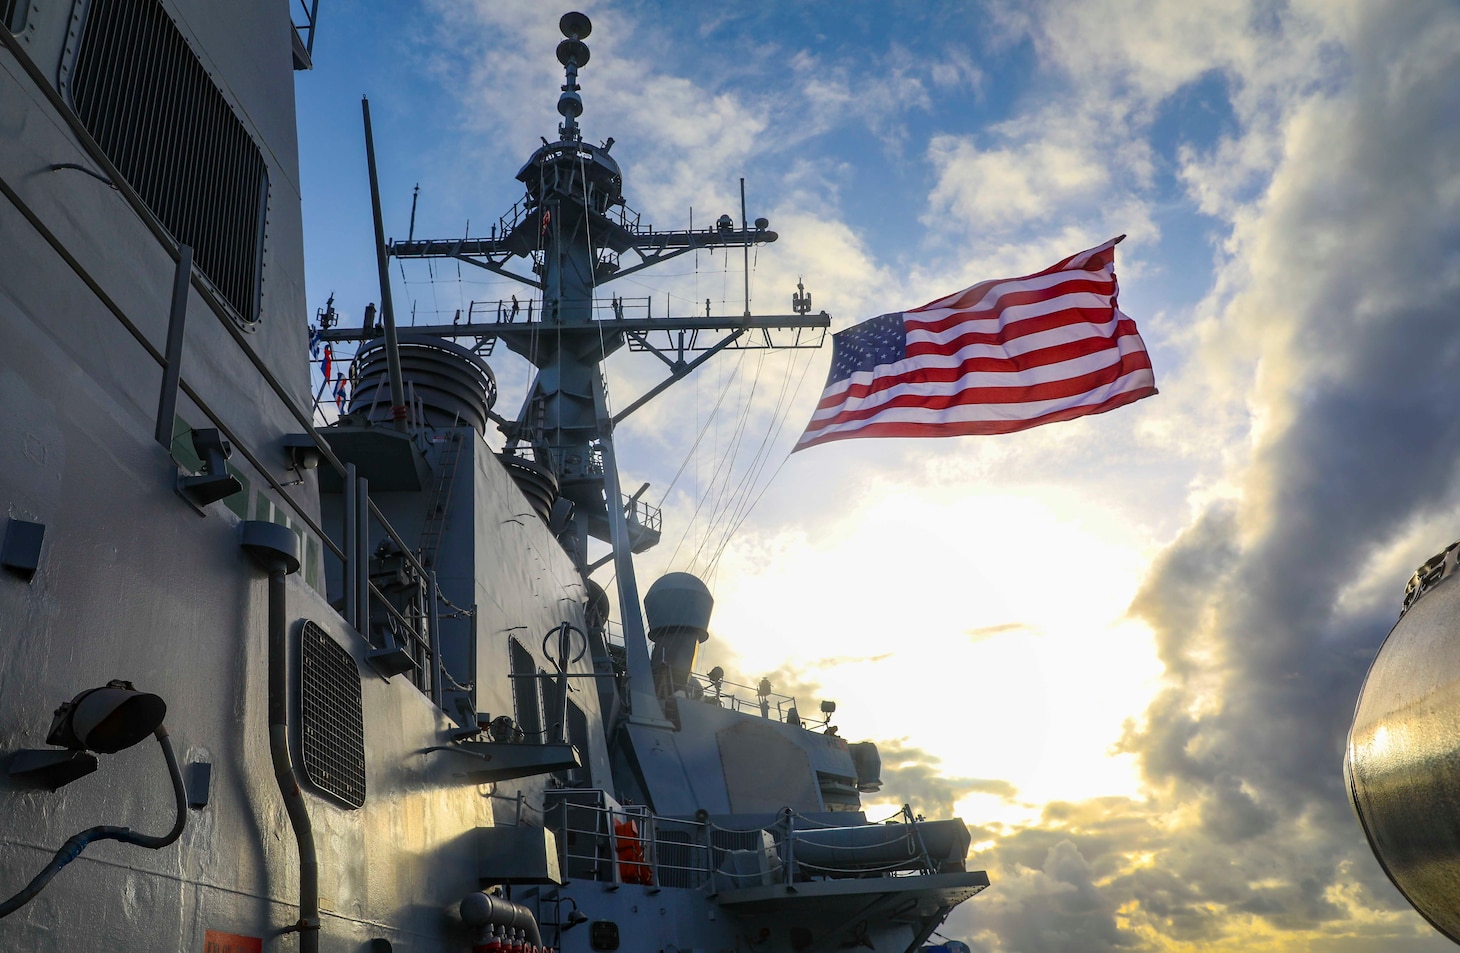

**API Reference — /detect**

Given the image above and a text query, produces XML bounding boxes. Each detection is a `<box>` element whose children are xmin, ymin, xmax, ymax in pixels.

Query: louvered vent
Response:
<box><xmin>65</xmin><ymin>0</ymin><xmax>268</xmax><ymax>326</ymax></box>
<box><xmin>299</xmin><ymin>620</ymin><xmax>366</xmax><ymax>808</ymax></box>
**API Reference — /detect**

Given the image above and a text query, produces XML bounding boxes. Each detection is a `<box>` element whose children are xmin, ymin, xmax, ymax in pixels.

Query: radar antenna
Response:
<box><xmin>555</xmin><ymin>12</ymin><xmax>591</xmax><ymax>140</ymax></box>
<box><xmin>320</xmin><ymin>12</ymin><xmax>831</xmax><ymax>726</ymax></box>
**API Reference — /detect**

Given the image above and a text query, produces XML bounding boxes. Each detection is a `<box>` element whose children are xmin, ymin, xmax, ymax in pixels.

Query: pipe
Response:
<box><xmin>460</xmin><ymin>892</ymin><xmax>542</xmax><ymax>946</ymax></box>
<box><xmin>428</xmin><ymin>569</ymin><xmax>443</xmax><ymax>708</ymax></box>
<box><xmin>0</xmin><ymin>725</ymin><xmax>187</xmax><ymax>917</ymax></box>
<box><xmin>154</xmin><ymin>243</ymin><xmax>193</xmax><ymax>449</ymax></box>
<box><xmin>361</xmin><ymin>97</ymin><xmax>408</xmax><ymax>431</ymax></box>
<box><xmin>356</xmin><ymin>475</ymin><xmax>371</xmax><ymax>636</ymax></box>
<box><xmin>268</xmin><ymin>568</ymin><xmax>320</xmax><ymax>949</ymax></box>
<box><xmin>343</xmin><ymin>462</ymin><xmax>357</xmax><ymax>629</ymax></box>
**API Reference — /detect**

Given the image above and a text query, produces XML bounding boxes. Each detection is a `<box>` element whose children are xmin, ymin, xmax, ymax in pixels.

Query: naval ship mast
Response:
<box><xmin>320</xmin><ymin>12</ymin><xmax>830</xmax><ymax>727</ymax></box>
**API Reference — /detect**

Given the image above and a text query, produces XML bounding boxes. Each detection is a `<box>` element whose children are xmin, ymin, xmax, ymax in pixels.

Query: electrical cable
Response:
<box><xmin>0</xmin><ymin>725</ymin><xmax>187</xmax><ymax>918</ymax></box>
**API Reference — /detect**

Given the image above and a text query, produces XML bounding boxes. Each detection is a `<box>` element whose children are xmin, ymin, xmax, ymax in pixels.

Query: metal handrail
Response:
<box><xmin>0</xmin><ymin>20</ymin><xmax>450</xmax><ymax>711</ymax></box>
<box><xmin>545</xmin><ymin>798</ymin><xmax>939</xmax><ymax>890</ymax></box>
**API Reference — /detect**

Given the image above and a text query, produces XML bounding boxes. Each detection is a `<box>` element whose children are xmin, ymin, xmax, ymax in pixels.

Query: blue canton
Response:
<box><xmin>825</xmin><ymin>313</ymin><xmax>907</xmax><ymax>385</ymax></box>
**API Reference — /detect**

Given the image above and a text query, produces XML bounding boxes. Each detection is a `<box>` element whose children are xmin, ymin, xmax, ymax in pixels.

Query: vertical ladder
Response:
<box><xmin>418</xmin><ymin>432</ymin><xmax>463</xmax><ymax>568</ymax></box>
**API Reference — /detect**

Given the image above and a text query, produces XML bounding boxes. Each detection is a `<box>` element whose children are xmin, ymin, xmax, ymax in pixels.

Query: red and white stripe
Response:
<box><xmin>794</xmin><ymin>237</ymin><xmax>1156</xmax><ymax>451</ymax></box>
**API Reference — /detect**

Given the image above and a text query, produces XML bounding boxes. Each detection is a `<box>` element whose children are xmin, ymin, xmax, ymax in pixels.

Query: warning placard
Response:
<box><xmin>203</xmin><ymin>930</ymin><xmax>263</xmax><ymax>953</ymax></box>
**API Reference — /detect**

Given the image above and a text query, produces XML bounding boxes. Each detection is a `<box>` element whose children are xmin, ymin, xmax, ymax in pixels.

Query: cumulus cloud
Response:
<box><xmin>872</xmin><ymin>740</ymin><xmax>1020</xmax><ymax>819</ymax></box>
<box><xmin>1026</xmin><ymin>0</ymin><xmax>1460</xmax><ymax>949</ymax></box>
<box><xmin>911</xmin><ymin>0</ymin><xmax>1460</xmax><ymax>949</ymax></box>
<box><xmin>961</xmin><ymin>836</ymin><xmax>1140</xmax><ymax>953</ymax></box>
<box><xmin>946</xmin><ymin>798</ymin><xmax>1165</xmax><ymax>948</ymax></box>
<box><xmin>926</xmin><ymin>128</ymin><xmax>1116</xmax><ymax>232</ymax></box>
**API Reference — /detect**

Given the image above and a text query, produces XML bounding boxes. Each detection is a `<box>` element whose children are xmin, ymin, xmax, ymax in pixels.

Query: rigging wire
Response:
<box><xmin>690</xmin><ymin>249</ymin><xmax>778</xmax><ymax>577</ymax></box>
<box><xmin>664</xmin><ymin>344</ymin><xmax>753</xmax><ymax>568</ymax></box>
<box><xmin>703</xmin><ymin>348</ymin><xmax>821</xmax><ymax>578</ymax></box>
<box><xmin>692</xmin><ymin>347</ymin><xmax>766</xmax><ymax>573</ymax></box>
<box><xmin>701</xmin><ymin>347</ymin><xmax>802</xmax><ymax>573</ymax></box>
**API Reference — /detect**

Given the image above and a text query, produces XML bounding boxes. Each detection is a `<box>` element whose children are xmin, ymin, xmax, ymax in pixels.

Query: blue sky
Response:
<box><xmin>293</xmin><ymin>3</ymin><xmax>1460</xmax><ymax>950</ymax></box>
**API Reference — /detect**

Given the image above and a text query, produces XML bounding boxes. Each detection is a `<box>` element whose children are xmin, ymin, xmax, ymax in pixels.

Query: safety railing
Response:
<box><xmin>690</xmin><ymin>672</ymin><xmax>799</xmax><ymax>724</ymax></box>
<box><xmin>0</xmin><ymin>24</ymin><xmax>458</xmax><ymax>716</ymax></box>
<box><xmin>545</xmin><ymin>797</ymin><xmax>937</xmax><ymax>892</ymax></box>
<box><xmin>459</xmin><ymin>294</ymin><xmax>662</xmax><ymax>326</ymax></box>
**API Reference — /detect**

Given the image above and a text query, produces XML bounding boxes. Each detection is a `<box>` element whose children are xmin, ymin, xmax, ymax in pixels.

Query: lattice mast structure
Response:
<box><xmin>322</xmin><ymin>12</ymin><xmax>828</xmax><ymax>723</ymax></box>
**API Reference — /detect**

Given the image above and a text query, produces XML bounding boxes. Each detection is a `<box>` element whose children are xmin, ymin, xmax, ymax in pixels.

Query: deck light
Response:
<box><xmin>178</xmin><ymin>427</ymin><xmax>243</xmax><ymax>506</ymax></box>
<box><xmin>283</xmin><ymin>433</ymin><xmax>324</xmax><ymax>471</ymax></box>
<box><xmin>46</xmin><ymin>680</ymin><xmax>166</xmax><ymax>754</ymax></box>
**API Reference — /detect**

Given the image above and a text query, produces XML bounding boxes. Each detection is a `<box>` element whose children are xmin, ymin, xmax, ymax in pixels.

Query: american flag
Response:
<box><xmin>793</xmin><ymin>236</ymin><xmax>1156</xmax><ymax>451</ymax></box>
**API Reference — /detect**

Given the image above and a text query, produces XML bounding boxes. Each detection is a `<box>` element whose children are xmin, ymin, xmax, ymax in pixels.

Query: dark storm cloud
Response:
<box><xmin>954</xmin><ymin>802</ymin><xmax>1157</xmax><ymax>952</ymax></box>
<box><xmin>1106</xmin><ymin>0</ymin><xmax>1460</xmax><ymax>943</ymax></box>
<box><xmin>874</xmin><ymin>740</ymin><xmax>1019</xmax><ymax>818</ymax></box>
<box><xmin>965</xmin><ymin>840</ymin><xmax>1138</xmax><ymax>953</ymax></box>
<box><xmin>946</xmin><ymin>1</ymin><xmax>1460</xmax><ymax>949</ymax></box>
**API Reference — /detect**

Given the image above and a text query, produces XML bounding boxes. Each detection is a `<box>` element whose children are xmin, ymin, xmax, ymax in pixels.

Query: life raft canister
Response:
<box><xmin>613</xmin><ymin>817</ymin><xmax>652</xmax><ymax>885</ymax></box>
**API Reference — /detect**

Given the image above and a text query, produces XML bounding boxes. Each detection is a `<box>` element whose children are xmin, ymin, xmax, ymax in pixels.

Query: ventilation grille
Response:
<box><xmin>299</xmin><ymin>620</ymin><xmax>366</xmax><ymax>808</ymax></box>
<box><xmin>67</xmin><ymin>0</ymin><xmax>268</xmax><ymax>325</ymax></box>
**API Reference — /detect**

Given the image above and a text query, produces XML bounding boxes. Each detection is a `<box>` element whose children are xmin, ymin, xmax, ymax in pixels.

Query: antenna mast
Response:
<box><xmin>319</xmin><ymin>12</ymin><xmax>830</xmax><ymax>725</ymax></box>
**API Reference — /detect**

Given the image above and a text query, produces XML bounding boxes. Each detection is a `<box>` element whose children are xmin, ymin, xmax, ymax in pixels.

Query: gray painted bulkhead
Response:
<box><xmin>0</xmin><ymin>4</ymin><xmax>988</xmax><ymax>950</ymax></box>
<box><xmin>320</xmin><ymin>430</ymin><xmax>615</xmax><ymax>794</ymax></box>
<box><xmin>0</xmin><ymin>1</ymin><xmax>555</xmax><ymax>948</ymax></box>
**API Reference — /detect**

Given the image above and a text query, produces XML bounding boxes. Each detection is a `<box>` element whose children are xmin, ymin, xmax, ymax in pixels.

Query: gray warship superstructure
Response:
<box><xmin>0</xmin><ymin>4</ymin><xmax>987</xmax><ymax>950</ymax></box>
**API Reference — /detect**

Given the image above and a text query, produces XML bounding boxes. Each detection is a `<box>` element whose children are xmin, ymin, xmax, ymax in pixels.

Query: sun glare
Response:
<box><xmin>708</xmin><ymin>483</ymin><xmax>1165</xmax><ymax>815</ymax></box>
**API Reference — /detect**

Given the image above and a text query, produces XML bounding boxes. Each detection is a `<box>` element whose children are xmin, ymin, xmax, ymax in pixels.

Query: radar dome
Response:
<box><xmin>644</xmin><ymin>572</ymin><xmax>713</xmax><ymax>642</ymax></box>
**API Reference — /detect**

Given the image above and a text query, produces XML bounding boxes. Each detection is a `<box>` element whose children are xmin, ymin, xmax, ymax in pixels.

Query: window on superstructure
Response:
<box><xmin>4</xmin><ymin>0</ymin><xmax>27</xmax><ymax>33</ymax></box>
<box><xmin>510</xmin><ymin>638</ymin><xmax>544</xmax><ymax>742</ymax></box>
<box><xmin>65</xmin><ymin>0</ymin><xmax>268</xmax><ymax>327</ymax></box>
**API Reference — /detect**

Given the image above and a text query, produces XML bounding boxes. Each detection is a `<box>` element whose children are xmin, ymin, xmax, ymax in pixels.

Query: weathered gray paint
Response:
<box><xmin>0</xmin><ymin>3</ymin><xmax>497</xmax><ymax>948</ymax></box>
<box><xmin>0</xmin><ymin>5</ymin><xmax>985</xmax><ymax>951</ymax></box>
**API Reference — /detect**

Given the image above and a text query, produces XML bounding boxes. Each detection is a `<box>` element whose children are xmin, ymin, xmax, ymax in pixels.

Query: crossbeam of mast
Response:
<box><xmin>315</xmin><ymin>313</ymin><xmax>830</xmax><ymax>345</ymax></box>
<box><xmin>391</xmin><ymin>226</ymin><xmax>777</xmax><ymax>286</ymax></box>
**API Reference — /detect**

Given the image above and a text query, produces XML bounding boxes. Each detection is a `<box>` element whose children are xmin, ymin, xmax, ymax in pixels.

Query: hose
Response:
<box><xmin>0</xmin><ymin>725</ymin><xmax>187</xmax><ymax>918</ymax></box>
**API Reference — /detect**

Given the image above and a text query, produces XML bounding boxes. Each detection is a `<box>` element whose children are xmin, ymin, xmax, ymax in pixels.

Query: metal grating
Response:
<box><xmin>66</xmin><ymin>0</ymin><xmax>268</xmax><ymax>326</ymax></box>
<box><xmin>299</xmin><ymin>620</ymin><xmax>367</xmax><ymax>808</ymax></box>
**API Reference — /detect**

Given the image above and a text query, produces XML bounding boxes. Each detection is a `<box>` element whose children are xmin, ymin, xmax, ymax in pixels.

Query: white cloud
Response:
<box><xmin>926</xmin><ymin>131</ymin><xmax>1113</xmax><ymax>231</ymax></box>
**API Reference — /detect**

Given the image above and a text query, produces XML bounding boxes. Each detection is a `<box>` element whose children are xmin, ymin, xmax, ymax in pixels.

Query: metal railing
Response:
<box><xmin>691</xmin><ymin>671</ymin><xmax>800</xmax><ymax>724</ymax></box>
<box><xmin>546</xmin><ymin>797</ymin><xmax>938</xmax><ymax>892</ymax></box>
<box><xmin>0</xmin><ymin>22</ymin><xmax>457</xmax><ymax>714</ymax></box>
